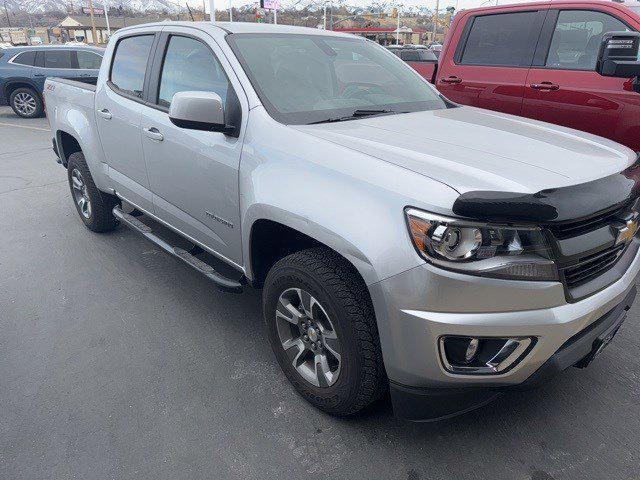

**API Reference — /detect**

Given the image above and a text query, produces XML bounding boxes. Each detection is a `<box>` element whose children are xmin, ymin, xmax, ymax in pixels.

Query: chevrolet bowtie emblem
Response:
<box><xmin>613</xmin><ymin>216</ymin><xmax>639</xmax><ymax>246</ymax></box>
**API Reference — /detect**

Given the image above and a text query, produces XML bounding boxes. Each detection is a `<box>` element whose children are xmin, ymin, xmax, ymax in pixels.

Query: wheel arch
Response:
<box><xmin>246</xmin><ymin>213</ymin><xmax>378</xmax><ymax>289</ymax></box>
<box><xmin>4</xmin><ymin>79</ymin><xmax>41</xmax><ymax>101</ymax></box>
<box><xmin>56</xmin><ymin>130</ymin><xmax>83</xmax><ymax>167</ymax></box>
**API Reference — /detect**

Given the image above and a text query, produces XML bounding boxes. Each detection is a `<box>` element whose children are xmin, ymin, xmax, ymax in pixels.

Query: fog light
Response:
<box><xmin>439</xmin><ymin>336</ymin><xmax>534</xmax><ymax>375</ymax></box>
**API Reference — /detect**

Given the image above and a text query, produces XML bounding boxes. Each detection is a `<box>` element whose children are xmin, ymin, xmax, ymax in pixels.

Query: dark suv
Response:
<box><xmin>0</xmin><ymin>45</ymin><xmax>103</xmax><ymax>118</ymax></box>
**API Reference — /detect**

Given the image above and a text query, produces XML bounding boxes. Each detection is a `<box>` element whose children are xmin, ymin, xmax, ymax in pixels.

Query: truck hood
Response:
<box><xmin>292</xmin><ymin>106</ymin><xmax>637</xmax><ymax>194</ymax></box>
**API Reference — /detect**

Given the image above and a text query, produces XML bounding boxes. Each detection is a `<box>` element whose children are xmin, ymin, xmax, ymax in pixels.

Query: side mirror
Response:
<box><xmin>597</xmin><ymin>31</ymin><xmax>640</xmax><ymax>78</ymax></box>
<box><xmin>169</xmin><ymin>91</ymin><xmax>230</xmax><ymax>133</ymax></box>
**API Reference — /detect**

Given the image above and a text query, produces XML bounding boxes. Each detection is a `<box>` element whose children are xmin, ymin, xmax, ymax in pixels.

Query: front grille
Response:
<box><xmin>548</xmin><ymin>204</ymin><xmax>629</xmax><ymax>240</ymax></box>
<box><xmin>563</xmin><ymin>244</ymin><xmax>626</xmax><ymax>289</ymax></box>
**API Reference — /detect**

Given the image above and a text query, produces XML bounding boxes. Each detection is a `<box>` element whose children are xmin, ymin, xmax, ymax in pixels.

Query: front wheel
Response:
<box><xmin>9</xmin><ymin>87</ymin><xmax>44</xmax><ymax>118</ymax></box>
<box><xmin>263</xmin><ymin>247</ymin><xmax>386</xmax><ymax>416</ymax></box>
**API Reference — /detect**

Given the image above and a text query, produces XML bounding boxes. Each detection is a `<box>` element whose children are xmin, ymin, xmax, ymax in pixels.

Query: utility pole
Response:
<box><xmin>103</xmin><ymin>0</ymin><xmax>111</xmax><ymax>36</ymax></box>
<box><xmin>88</xmin><ymin>0</ymin><xmax>98</xmax><ymax>45</ymax></box>
<box><xmin>229</xmin><ymin>0</ymin><xmax>232</xmax><ymax>22</ymax></box>
<box><xmin>209</xmin><ymin>0</ymin><xmax>215</xmax><ymax>21</ymax></box>
<box><xmin>3</xmin><ymin>1</ymin><xmax>11</xmax><ymax>28</ymax></box>
<box><xmin>396</xmin><ymin>7</ymin><xmax>400</xmax><ymax>45</ymax></box>
<box><xmin>273</xmin><ymin>6</ymin><xmax>277</xmax><ymax>24</ymax></box>
<box><xmin>432</xmin><ymin>0</ymin><xmax>439</xmax><ymax>44</ymax></box>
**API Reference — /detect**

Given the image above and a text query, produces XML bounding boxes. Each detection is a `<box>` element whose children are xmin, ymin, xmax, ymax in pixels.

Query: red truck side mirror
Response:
<box><xmin>597</xmin><ymin>31</ymin><xmax>640</xmax><ymax>84</ymax></box>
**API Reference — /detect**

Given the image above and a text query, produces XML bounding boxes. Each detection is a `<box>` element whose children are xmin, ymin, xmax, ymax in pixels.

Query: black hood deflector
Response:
<box><xmin>452</xmin><ymin>164</ymin><xmax>640</xmax><ymax>224</ymax></box>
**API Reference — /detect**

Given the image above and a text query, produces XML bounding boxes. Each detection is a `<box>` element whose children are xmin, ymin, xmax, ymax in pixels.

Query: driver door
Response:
<box><xmin>140</xmin><ymin>28</ymin><xmax>247</xmax><ymax>265</ymax></box>
<box><xmin>523</xmin><ymin>8</ymin><xmax>639</xmax><ymax>147</ymax></box>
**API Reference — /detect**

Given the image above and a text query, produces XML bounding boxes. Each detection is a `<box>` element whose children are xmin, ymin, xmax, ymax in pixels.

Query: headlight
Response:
<box><xmin>405</xmin><ymin>208</ymin><xmax>558</xmax><ymax>281</ymax></box>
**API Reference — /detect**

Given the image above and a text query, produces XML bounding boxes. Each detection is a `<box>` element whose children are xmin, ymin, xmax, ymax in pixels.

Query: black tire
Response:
<box><xmin>67</xmin><ymin>151</ymin><xmax>119</xmax><ymax>233</ymax></box>
<box><xmin>9</xmin><ymin>87</ymin><xmax>44</xmax><ymax>118</ymax></box>
<box><xmin>263</xmin><ymin>247</ymin><xmax>387</xmax><ymax>416</ymax></box>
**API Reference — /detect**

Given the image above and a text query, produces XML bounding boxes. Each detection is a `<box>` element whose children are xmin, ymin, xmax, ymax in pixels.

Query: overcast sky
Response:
<box><xmin>190</xmin><ymin>0</ymin><xmax>537</xmax><ymax>14</ymax></box>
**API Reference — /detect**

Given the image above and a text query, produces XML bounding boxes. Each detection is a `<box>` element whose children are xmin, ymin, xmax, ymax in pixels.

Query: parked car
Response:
<box><xmin>429</xmin><ymin>43</ymin><xmax>442</xmax><ymax>58</ymax></box>
<box><xmin>387</xmin><ymin>44</ymin><xmax>439</xmax><ymax>81</ymax></box>
<box><xmin>432</xmin><ymin>0</ymin><xmax>640</xmax><ymax>151</ymax></box>
<box><xmin>0</xmin><ymin>44</ymin><xmax>103</xmax><ymax>118</ymax></box>
<box><xmin>46</xmin><ymin>22</ymin><xmax>640</xmax><ymax>421</ymax></box>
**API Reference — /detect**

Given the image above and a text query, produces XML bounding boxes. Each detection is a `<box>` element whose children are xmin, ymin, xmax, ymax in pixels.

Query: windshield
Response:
<box><xmin>227</xmin><ymin>33</ymin><xmax>447</xmax><ymax>125</ymax></box>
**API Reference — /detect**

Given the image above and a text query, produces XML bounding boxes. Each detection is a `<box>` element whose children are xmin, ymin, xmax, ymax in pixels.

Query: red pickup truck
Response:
<box><xmin>417</xmin><ymin>0</ymin><xmax>640</xmax><ymax>151</ymax></box>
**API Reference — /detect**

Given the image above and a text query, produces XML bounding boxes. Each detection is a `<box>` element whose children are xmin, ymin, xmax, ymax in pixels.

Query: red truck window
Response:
<box><xmin>459</xmin><ymin>11</ymin><xmax>543</xmax><ymax>67</ymax></box>
<box><xmin>546</xmin><ymin>10</ymin><xmax>631</xmax><ymax>70</ymax></box>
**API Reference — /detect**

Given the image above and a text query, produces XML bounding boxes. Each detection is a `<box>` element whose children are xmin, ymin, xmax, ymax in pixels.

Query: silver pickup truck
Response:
<box><xmin>45</xmin><ymin>21</ymin><xmax>640</xmax><ymax>421</ymax></box>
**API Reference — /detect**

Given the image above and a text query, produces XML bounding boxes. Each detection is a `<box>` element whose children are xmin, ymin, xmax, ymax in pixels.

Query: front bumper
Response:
<box><xmin>369</xmin><ymin>239</ymin><xmax>640</xmax><ymax>420</ymax></box>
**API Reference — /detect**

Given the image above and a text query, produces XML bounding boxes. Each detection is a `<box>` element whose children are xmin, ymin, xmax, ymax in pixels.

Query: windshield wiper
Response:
<box><xmin>308</xmin><ymin>109</ymin><xmax>398</xmax><ymax>125</ymax></box>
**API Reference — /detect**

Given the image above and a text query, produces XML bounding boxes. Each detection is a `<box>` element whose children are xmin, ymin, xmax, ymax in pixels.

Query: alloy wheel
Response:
<box><xmin>71</xmin><ymin>168</ymin><xmax>92</xmax><ymax>219</ymax></box>
<box><xmin>13</xmin><ymin>92</ymin><xmax>37</xmax><ymax>117</ymax></box>
<box><xmin>275</xmin><ymin>287</ymin><xmax>342</xmax><ymax>387</ymax></box>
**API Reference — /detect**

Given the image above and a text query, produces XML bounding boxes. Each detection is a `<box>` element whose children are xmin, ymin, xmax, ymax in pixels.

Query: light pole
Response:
<box><xmin>432</xmin><ymin>0</ymin><xmax>440</xmax><ymax>44</ymax></box>
<box><xmin>209</xmin><ymin>0</ymin><xmax>215</xmax><ymax>21</ymax></box>
<box><xmin>396</xmin><ymin>6</ymin><xmax>401</xmax><ymax>45</ymax></box>
<box><xmin>323</xmin><ymin>1</ymin><xmax>328</xmax><ymax>29</ymax></box>
<box><xmin>229</xmin><ymin>0</ymin><xmax>233</xmax><ymax>21</ymax></box>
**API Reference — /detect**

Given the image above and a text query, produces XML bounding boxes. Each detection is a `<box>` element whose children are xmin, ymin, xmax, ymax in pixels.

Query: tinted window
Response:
<box><xmin>77</xmin><ymin>50</ymin><xmax>102</xmax><ymax>69</ymax></box>
<box><xmin>110</xmin><ymin>35</ymin><xmax>154</xmax><ymax>98</ymax></box>
<box><xmin>400</xmin><ymin>50</ymin><xmax>437</xmax><ymax>62</ymax></box>
<box><xmin>228</xmin><ymin>34</ymin><xmax>447</xmax><ymax>125</ymax></box>
<box><xmin>44</xmin><ymin>50</ymin><xmax>73</xmax><ymax>69</ymax></box>
<box><xmin>12</xmin><ymin>51</ymin><xmax>36</xmax><ymax>66</ymax></box>
<box><xmin>461</xmin><ymin>12</ymin><xmax>540</xmax><ymax>66</ymax></box>
<box><xmin>157</xmin><ymin>36</ymin><xmax>229</xmax><ymax>109</ymax></box>
<box><xmin>546</xmin><ymin>10</ymin><xmax>630</xmax><ymax>70</ymax></box>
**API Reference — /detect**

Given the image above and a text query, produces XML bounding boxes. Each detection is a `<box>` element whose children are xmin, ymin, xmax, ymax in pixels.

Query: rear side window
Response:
<box><xmin>546</xmin><ymin>10</ymin><xmax>631</xmax><ymax>70</ymax></box>
<box><xmin>77</xmin><ymin>50</ymin><xmax>103</xmax><ymax>69</ymax></box>
<box><xmin>460</xmin><ymin>11</ymin><xmax>541</xmax><ymax>67</ymax></box>
<box><xmin>110</xmin><ymin>35</ymin><xmax>154</xmax><ymax>99</ymax></box>
<box><xmin>400</xmin><ymin>50</ymin><xmax>437</xmax><ymax>62</ymax></box>
<box><xmin>44</xmin><ymin>50</ymin><xmax>73</xmax><ymax>69</ymax></box>
<box><xmin>11</xmin><ymin>51</ymin><xmax>36</xmax><ymax>66</ymax></box>
<box><xmin>157</xmin><ymin>35</ymin><xmax>229</xmax><ymax>109</ymax></box>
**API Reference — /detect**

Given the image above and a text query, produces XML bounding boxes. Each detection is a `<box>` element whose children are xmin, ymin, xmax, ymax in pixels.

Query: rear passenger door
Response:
<box><xmin>139</xmin><ymin>28</ymin><xmax>246</xmax><ymax>264</ymax></box>
<box><xmin>95</xmin><ymin>31</ymin><xmax>158</xmax><ymax>213</ymax></box>
<box><xmin>522</xmin><ymin>8</ymin><xmax>638</xmax><ymax>145</ymax></box>
<box><xmin>33</xmin><ymin>50</ymin><xmax>78</xmax><ymax>85</ymax></box>
<box><xmin>436</xmin><ymin>9</ymin><xmax>547</xmax><ymax>116</ymax></box>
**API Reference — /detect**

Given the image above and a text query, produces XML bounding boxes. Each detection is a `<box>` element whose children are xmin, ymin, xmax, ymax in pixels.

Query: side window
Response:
<box><xmin>460</xmin><ymin>11</ymin><xmax>541</xmax><ymax>67</ymax></box>
<box><xmin>110</xmin><ymin>35</ymin><xmax>154</xmax><ymax>99</ymax></box>
<box><xmin>77</xmin><ymin>50</ymin><xmax>103</xmax><ymax>69</ymax></box>
<box><xmin>546</xmin><ymin>10</ymin><xmax>631</xmax><ymax>70</ymax></box>
<box><xmin>157</xmin><ymin>35</ymin><xmax>229</xmax><ymax>109</ymax></box>
<box><xmin>401</xmin><ymin>50</ymin><xmax>437</xmax><ymax>62</ymax></box>
<box><xmin>44</xmin><ymin>50</ymin><xmax>73</xmax><ymax>69</ymax></box>
<box><xmin>11</xmin><ymin>51</ymin><xmax>36</xmax><ymax>66</ymax></box>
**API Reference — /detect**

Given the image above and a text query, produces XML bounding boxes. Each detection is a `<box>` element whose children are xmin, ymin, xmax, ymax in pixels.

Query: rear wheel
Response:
<box><xmin>263</xmin><ymin>247</ymin><xmax>386</xmax><ymax>416</ymax></box>
<box><xmin>9</xmin><ymin>87</ymin><xmax>44</xmax><ymax>118</ymax></box>
<box><xmin>67</xmin><ymin>151</ymin><xmax>119</xmax><ymax>233</ymax></box>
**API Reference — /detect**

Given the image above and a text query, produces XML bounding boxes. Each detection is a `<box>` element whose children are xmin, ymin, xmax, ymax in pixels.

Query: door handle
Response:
<box><xmin>441</xmin><ymin>76</ymin><xmax>462</xmax><ymax>84</ymax></box>
<box><xmin>144</xmin><ymin>127</ymin><xmax>164</xmax><ymax>142</ymax></box>
<box><xmin>97</xmin><ymin>108</ymin><xmax>112</xmax><ymax>120</ymax></box>
<box><xmin>34</xmin><ymin>73</ymin><xmax>45</xmax><ymax>77</ymax></box>
<box><xmin>530</xmin><ymin>82</ymin><xmax>560</xmax><ymax>91</ymax></box>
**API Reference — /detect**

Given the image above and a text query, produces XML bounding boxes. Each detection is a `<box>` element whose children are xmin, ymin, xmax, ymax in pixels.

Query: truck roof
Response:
<box><xmin>118</xmin><ymin>21</ymin><xmax>356</xmax><ymax>38</ymax></box>
<box><xmin>461</xmin><ymin>0</ymin><xmax>640</xmax><ymax>14</ymax></box>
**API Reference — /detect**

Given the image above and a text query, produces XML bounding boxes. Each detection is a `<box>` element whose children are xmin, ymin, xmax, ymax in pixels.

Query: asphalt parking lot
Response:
<box><xmin>1</xmin><ymin>105</ymin><xmax>640</xmax><ymax>480</ymax></box>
